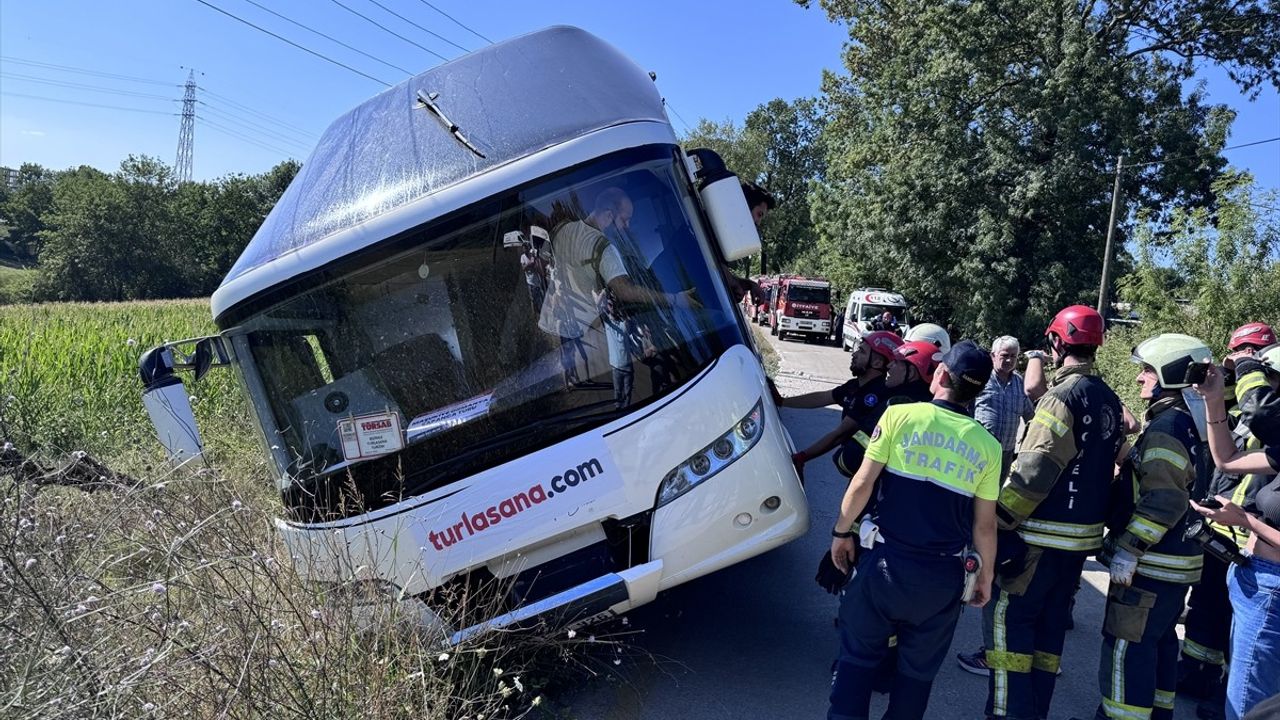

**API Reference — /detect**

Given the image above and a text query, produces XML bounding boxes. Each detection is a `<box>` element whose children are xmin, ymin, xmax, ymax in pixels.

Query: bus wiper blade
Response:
<box><xmin>416</xmin><ymin>90</ymin><xmax>486</xmax><ymax>158</ymax></box>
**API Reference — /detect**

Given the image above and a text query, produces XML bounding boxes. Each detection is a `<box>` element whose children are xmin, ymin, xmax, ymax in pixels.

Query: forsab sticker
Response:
<box><xmin>338</xmin><ymin>411</ymin><xmax>404</xmax><ymax>460</ymax></box>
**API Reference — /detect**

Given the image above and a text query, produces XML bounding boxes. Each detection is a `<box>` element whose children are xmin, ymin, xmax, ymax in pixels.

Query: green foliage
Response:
<box><xmin>0</xmin><ymin>162</ymin><xmax>57</xmax><ymax>262</ymax></box>
<box><xmin>1119</xmin><ymin>172</ymin><xmax>1280</xmax><ymax>352</ymax></box>
<box><xmin>0</xmin><ymin>299</ymin><xmax>259</xmax><ymax>472</ymax></box>
<box><xmin>800</xmin><ymin>0</ymin><xmax>1278</xmax><ymax>343</ymax></box>
<box><xmin>0</xmin><ymin>266</ymin><xmax>37</xmax><ymax>305</ymax></box>
<box><xmin>682</xmin><ymin>98</ymin><xmax>827</xmax><ymax>276</ymax></box>
<box><xmin>8</xmin><ymin>157</ymin><xmax>299</xmax><ymax>303</ymax></box>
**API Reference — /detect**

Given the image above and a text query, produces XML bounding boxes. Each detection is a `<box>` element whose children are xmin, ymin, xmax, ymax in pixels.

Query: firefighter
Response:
<box><xmin>784</xmin><ymin>331</ymin><xmax>904</xmax><ymax>482</ymax></box>
<box><xmin>827</xmin><ymin>340</ymin><xmax>1001</xmax><ymax>720</ymax></box>
<box><xmin>1079</xmin><ymin>334</ymin><xmax>1213</xmax><ymax>720</ymax></box>
<box><xmin>1221</xmin><ymin>322</ymin><xmax>1275</xmax><ymax>413</ymax></box>
<box><xmin>886</xmin><ymin>340</ymin><xmax>943</xmax><ymax>405</ymax></box>
<box><xmin>904</xmin><ymin>322</ymin><xmax>952</xmax><ymax>353</ymax></box>
<box><xmin>982</xmin><ymin>305</ymin><xmax>1127</xmax><ymax>720</ymax></box>
<box><xmin>1179</xmin><ymin>334</ymin><xmax>1280</xmax><ymax>716</ymax></box>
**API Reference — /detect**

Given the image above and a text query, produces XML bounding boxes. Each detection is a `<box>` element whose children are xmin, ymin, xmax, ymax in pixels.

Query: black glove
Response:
<box><xmin>994</xmin><ymin>528</ymin><xmax>1029</xmax><ymax>579</ymax></box>
<box><xmin>815</xmin><ymin>550</ymin><xmax>854</xmax><ymax>595</ymax></box>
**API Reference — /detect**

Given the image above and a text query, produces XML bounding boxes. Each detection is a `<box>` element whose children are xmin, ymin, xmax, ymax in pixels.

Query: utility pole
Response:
<box><xmin>174</xmin><ymin>69</ymin><xmax>197</xmax><ymax>183</ymax></box>
<box><xmin>1096</xmin><ymin>155</ymin><xmax>1124</xmax><ymax>316</ymax></box>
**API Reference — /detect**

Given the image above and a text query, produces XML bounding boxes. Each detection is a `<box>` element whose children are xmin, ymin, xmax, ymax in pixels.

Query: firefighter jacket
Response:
<box><xmin>996</xmin><ymin>363</ymin><xmax>1125</xmax><ymax>553</ymax></box>
<box><xmin>1207</xmin><ymin>362</ymin><xmax>1279</xmax><ymax>543</ymax></box>
<box><xmin>1110</xmin><ymin>397</ymin><xmax>1207</xmax><ymax>585</ymax></box>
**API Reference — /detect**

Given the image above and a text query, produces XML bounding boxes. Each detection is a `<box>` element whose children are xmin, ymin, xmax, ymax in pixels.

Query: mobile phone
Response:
<box><xmin>1197</xmin><ymin>497</ymin><xmax>1223</xmax><ymax>509</ymax></box>
<box><xmin>1183</xmin><ymin>361</ymin><xmax>1211</xmax><ymax>385</ymax></box>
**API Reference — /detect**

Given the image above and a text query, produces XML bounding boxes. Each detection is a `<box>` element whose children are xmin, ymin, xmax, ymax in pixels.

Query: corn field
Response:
<box><xmin>0</xmin><ymin>300</ymin><xmax>257</xmax><ymax>471</ymax></box>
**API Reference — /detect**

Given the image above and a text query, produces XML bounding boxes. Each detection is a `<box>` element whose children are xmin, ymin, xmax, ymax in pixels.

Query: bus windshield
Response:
<box><xmin>231</xmin><ymin>146</ymin><xmax>742</xmax><ymax>521</ymax></box>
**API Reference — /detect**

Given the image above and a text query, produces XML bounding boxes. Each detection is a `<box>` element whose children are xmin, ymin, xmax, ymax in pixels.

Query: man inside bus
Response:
<box><xmin>538</xmin><ymin>186</ymin><xmax>695</xmax><ymax>401</ymax></box>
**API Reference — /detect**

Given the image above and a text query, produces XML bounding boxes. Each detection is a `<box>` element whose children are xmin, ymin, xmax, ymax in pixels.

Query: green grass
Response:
<box><xmin>0</xmin><ymin>266</ymin><xmax>37</xmax><ymax>305</ymax></box>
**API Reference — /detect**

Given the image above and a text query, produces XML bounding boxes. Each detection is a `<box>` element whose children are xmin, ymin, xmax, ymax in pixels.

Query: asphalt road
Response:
<box><xmin>566</xmin><ymin>332</ymin><xmax>1202</xmax><ymax>720</ymax></box>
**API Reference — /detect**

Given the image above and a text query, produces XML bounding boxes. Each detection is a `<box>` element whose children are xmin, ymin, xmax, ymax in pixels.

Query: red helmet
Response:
<box><xmin>1228</xmin><ymin>322</ymin><xmax>1276</xmax><ymax>351</ymax></box>
<box><xmin>856</xmin><ymin>331</ymin><xmax>905</xmax><ymax>362</ymax></box>
<box><xmin>894</xmin><ymin>340</ymin><xmax>942</xmax><ymax>382</ymax></box>
<box><xmin>1045</xmin><ymin>305</ymin><xmax>1105</xmax><ymax>347</ymax></box>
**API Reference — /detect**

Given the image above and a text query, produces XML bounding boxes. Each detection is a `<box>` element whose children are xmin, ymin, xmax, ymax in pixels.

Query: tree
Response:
<box><xmin>32</xmin><ymin>157</ymin><xmax>301</xmax><ymax>301</ymax></box>
<box><xmin>0</xmin><ymin>163</ymin><xmax>57</xmax><ymax>263</ymax></box>
<box><xmin>801</xmin><ymin>0</ymin><xmax>1279</xmax><ymax>342</ymax></box>
<box><xmin>1120</xmin><ymin>172</ymin><xmax>1280</xmax><ymax>350</ymax></box>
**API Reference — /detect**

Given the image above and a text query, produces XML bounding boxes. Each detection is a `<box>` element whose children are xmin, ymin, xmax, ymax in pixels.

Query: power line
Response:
<box><xmin>664</xmin><ymin>99</ymin><xmax>693</xmax><ymax>134</ymax></box>
<box><xmin>198</xmin><ymin>87</ymin><xmax>317</xmax><ymax>138</ymax></box>
<box><xmin>415</xmin><ymin>0</ymin><xmax>493</xmax><ymax>44</ymax></box>
<box><xmin>237</xmin><ymin>0</ymin><xmax>416</xmax><ymax>77</ymax></box>
<box><xmin>0</xmin><ymin>91</ymin><xmax>177</xmax><ymax>116</ymax></box>
<box><xmin>0</xmin><ymin>56</ymin><xmax>178</xmax><ymax>87</ymax></box>
<box><xmin>363</xmin><ymin>0</ymin><xmax>470</xmax><ymax>54</ymax></box>
<box><xmin>1126</xmin><ymin>136</ymin><xmax>1280</xmax><ymax>170</ymax></box>
<box><xmin>199</xmin><ymin>116</ymin><xmax>299</xmax><ymax>157</ymax></box>
<box><xmin>326</xmin><ymin>0</ymin><xmax>451</xmax><ymax>63</ymax></box>
<box><xmin>191</xmin><ymin>0</ymin><xmax>394</xmax><ymax>87</ymax></box>
<box><xmin>0</xmin><ymin>72</ymin><xmax>178</xmax><ymax>102</ymax></box>
<box><xmin>198</xmin><ymin>101</ymin><xmax>313</xmax><ymax>151</ymax></box>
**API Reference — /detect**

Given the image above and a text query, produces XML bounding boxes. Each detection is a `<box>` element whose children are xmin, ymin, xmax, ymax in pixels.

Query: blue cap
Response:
<box><xmin>941</xmin><ymin>339</ymin><xmax>993</xmax><ymax>389</ymax></box>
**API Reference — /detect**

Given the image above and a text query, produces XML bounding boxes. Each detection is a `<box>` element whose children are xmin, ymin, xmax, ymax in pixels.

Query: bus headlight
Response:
<box><xmin>656</xmin><ymin>400</ymin><xmax>765</xmax><ymax>508</ymax></box>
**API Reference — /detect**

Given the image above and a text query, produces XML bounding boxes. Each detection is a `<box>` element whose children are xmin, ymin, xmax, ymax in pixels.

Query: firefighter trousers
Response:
<box><xmin>1094</xmin><ymin>575</ymin><xmax>1189</xmax><ymax>720</ymax></box>
<box><xmin>1179</xmin><ymin>552</ymin><xmax>1230</xmax><ymax>682</ymax></box>
<box><xmin>984</xmin><ymin>547</ymin><xmax>1087</xmax><ymax>720</ymax></box>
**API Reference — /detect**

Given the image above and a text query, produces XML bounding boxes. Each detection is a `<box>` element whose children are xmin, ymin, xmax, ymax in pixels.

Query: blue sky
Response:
<box><xmin>1</xmin><ymin>0</ymin><xmax>1276</xmax><ymax>188</ymax></box>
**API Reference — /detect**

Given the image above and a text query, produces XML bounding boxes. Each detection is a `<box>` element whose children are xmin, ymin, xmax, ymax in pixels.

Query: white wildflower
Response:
<box><xmin>621</xmin><ymin>616</ymin><xmax>630</xmax><ymax>626</ymax></box>
<box><xmin>150</xmin><ymin>582</ymin><xmax>166</xmax><ymax>595</ymax></box>
<box><xmin>531</xmin><ymin>696</ymin><xmax>542</xmax><ymax>707</ymax></box>
<box><xmin>55</xmin><ymin>535</ymin><xmax>66</xmax><ymax>544</ymax></box>
<box><xmin>513</xmin><ymin>676</ymin><xmax>524</xmax><ymax>693</ymax></box>
<box><xmin>567</xmin><ymin>629</ymin><xmax>577</xmax><ymax>639</ymax></box>
<box><xmin>493</xmin><ymin>667</ymin><xmax>503</xmax><ymax>677</ymax></box>
<box><xmin>588</xmin><ymin>635</ymin><xmax>596</xmax><ymax>643</ymax></box>
<box><xmin>231</xmin><ymin>500</ymin><xmax>242</xmax><ymax>510</ymax></box>
<box><xmin>310</xmin><ymin>609</ymin><xmax>322</xmax><ymax>620</ymax></box>
<box><xmin>142</xmin><ymin>702</ymin><xmax>155</xmax><ymax>712</ymax></box>
<box><xmin>499</xmin><ymin>685</ymin><xmax>512</xmax><ymax>698</ymax></box>
<box><xmin>437</xmin><ymin>652</ymin><xmax>450</xmax><ymax>662</ymax></box>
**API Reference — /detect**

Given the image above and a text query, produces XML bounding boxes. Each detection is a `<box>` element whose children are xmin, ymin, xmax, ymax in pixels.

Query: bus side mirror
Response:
<box><xmin>686</xmin><ymin>148</ymin><xmax>761</xmax><ymax>262</ymax></box>
<box><xmin>139</xmin><ymin>346</ymin><xmax>204</xmax><ymax>463</ymax></box>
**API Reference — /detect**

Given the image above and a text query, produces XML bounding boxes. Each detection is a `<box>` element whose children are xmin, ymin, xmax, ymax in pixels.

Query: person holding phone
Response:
<box><xmin>1180</xmin><ymin>334</ymin><xmax>1280</xmax><ymax>714</ymax></box>
<box><xmin>1191</xmin><ymin>345</ymin><xmax>1280</xmax><ymax>720</ymax></box>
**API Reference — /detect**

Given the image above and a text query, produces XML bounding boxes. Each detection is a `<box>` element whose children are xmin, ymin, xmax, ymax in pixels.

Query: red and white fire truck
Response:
<box><xmin>769</xmin><ymin>276</ymin><xmax>834</xmax><ymax>342</ymax></box>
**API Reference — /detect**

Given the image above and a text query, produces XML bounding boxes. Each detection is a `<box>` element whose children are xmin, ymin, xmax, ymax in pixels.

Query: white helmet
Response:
<box><xmin>904</xmin><ymin>322</ymin><xmax>952</xmax><ymax>354</ymax></box>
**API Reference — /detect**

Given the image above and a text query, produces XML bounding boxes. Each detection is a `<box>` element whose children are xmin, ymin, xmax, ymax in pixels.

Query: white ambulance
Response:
<box><xmin>841</xmin><ymin>288</ymin><xmax>911</xmax><ymax>350</ymax></box>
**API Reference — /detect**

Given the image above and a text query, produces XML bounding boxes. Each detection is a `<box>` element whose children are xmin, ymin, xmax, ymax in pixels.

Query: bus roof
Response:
<box><xmin>218</xmin><ymin>26</ymin><xmax>668</xmax><ymax>302</ymax></box>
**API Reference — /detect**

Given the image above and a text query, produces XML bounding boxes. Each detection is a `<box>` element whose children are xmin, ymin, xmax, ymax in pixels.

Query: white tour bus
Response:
<box><xmin>138</xmin><ymin>27</ymin><xmax>807</xmax><ymax>641</ymax></box>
